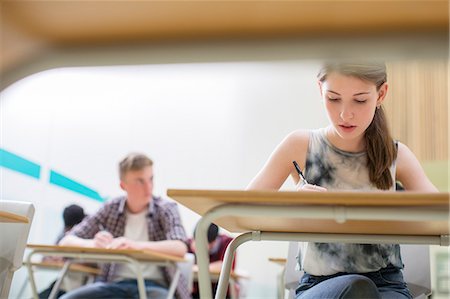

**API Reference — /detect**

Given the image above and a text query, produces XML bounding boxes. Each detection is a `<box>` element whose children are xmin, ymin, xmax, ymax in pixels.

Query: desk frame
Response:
<box><xmin>25</xmin><ymin>247</ymin><xmax>182</xmax><ymax>299</ymax></box>
<box><xmin>193</xmin><ymin>203</ymin><xmax>449</xmax><ymax>299</ymax></box>
<box><xmin>0</xmin><ymin>210</ymin><xmax>29</xmax><ymax>223</ymax></box>
<box><xmin>193</xmin><ymin>269</ymin><xmax>241</xmax><ymax>299</ymax></box>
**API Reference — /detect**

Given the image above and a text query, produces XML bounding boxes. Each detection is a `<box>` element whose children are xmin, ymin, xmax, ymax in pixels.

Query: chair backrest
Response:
<box><xmin>401</xmin><ymin>244</ymin><xmax>432</xmax><ymax>298</ymax></box>
<box><xmin>284</xmin><ymin>242</ymin><xmax>304</xmax><ymax>299</ymax></box>
<box><xmin>178</xmin><ymin>252</ymin><xmax>195</xmax><ymax>293</ymax></box>
<box><xmin>0</xmin><ymin>200</ymin><xmax>35</xmax><ymax>299</ymax></box>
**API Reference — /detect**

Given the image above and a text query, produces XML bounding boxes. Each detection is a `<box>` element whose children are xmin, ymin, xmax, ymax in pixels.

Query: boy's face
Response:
<box><xmin>120</xmin><ymin>166</ymin><xmax>153</xmax><ymax>212</ymax></box>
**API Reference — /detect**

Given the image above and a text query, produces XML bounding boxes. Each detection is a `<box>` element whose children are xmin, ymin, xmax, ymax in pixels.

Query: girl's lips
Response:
<box><xmin>339</xmin><ymin>125</ymin><xmax>356</xmax><ymax>132</ymax></box>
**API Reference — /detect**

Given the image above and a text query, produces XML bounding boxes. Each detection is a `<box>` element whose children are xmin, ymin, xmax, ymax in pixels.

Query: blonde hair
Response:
<box><xmin>119</xmin><ymin>153</ymin><xmax>153</xmax><ymax>180</ymax></box>
<box><xmin>318</xmin><ymin>61</ymin><xmax>397</xmax><ymax>190</ymax></box>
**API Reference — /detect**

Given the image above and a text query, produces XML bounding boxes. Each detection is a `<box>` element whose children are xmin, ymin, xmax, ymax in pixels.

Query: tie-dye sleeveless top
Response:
<box><xmin>300</xmin><ymin>127</ymin><xmax>403</xmax><ymax>275</ymax></box>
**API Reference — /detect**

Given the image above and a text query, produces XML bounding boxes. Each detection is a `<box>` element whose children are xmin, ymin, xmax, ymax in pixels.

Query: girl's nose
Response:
<box><xmin>340</xmin><ymin>109</ymin><xmax>354</xmax><ymax>120</ymax></box>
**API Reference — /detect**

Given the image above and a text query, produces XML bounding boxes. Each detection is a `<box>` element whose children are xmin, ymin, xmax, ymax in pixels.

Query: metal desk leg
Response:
<box><xmin>195</xmin><ymin>217</ymin><xmax>214</xmax><ymax>299</ymax></box>
<box><xmin>128</xmin><ymin>259</ymin><xmax>147</xmax><ymax>299</ymax></box>
<box><xmin>166</xmin><ymin>267</ymin><xmax>180</xmax><ymax>299</ymax></box>
<box><xmin>215</xmin><ymin>233</ymin><xmax>253</xmax><ymax>299</ymax></box>
<box><xmin>26</xmin><ymin>249</ymin><xmax>149</xmax><ymax>299</ymax></box>
<box><xmin>25</xmin><ymin>250</ymin><xmax>40</xmax><ymax>299</ymax></box>
<box><xmin>48</xmin><ymin>260</ymin><xmax>72</xmax><ymax>299</ymax></box>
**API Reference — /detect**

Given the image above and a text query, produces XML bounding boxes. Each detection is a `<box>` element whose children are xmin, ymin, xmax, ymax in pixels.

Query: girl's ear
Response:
<box><xmin>377</xmin><ymin>83</ymin><xmax>388</xmax><ymax>106</ymax></box>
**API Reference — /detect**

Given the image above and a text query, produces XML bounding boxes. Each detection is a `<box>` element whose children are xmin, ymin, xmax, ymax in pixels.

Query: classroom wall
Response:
<box><xmin>1</xmin><ymin>60</ymin><xmax>327</xmax><ymax>298</ymax></box>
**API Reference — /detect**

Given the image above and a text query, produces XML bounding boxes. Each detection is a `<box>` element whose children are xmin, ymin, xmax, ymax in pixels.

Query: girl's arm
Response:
<box><xmin>396</xmin><ymin>142</ymin><xmax>438</xmax><ymax>192</ymax></box>
<box><xmin>246</xmin><ymin>130</ymin><xmax>310</xmax><ymax>190</ymax></box>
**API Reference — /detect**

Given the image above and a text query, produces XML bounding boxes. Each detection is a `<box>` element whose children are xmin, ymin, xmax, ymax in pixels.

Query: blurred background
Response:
<box><xmin>1</xmin><ymin>1</ymin><xmax>448</xmax><ymax>298</ymax></box>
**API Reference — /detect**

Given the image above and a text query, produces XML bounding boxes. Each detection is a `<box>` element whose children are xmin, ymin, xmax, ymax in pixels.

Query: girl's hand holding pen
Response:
<box><xmin>296</xmin><ymin>181</ymin><xmax>327</xmax><ymax>192</ymax></box>
<box><xmin>293</xmin><ymin>161</ymin><xmax>327</xmax><ymax>192</ymax></box>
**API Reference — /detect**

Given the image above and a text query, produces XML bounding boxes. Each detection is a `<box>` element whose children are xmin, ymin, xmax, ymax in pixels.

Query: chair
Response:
<box><xmin>0</xmin><ymin>200</ymin><xmax>35</xmax><ymax>299</ymax></box>
<box><xmin>283</xmin><ymin>242</ymin><xmax>432</xmax><ymax>299</ymax></box>
<box><xmin>401</xmin><ymin>245</ymin><xmax>432</xmax><ymax>299</ymax></box>
<box><xmin>284</xmin><ymin>242</ymin><xmax>303</xmax><ymax>299</ymax></box>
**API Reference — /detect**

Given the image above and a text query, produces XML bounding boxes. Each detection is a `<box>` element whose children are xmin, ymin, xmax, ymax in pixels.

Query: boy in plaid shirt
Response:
<box><xmin>59</xmin><ymin>153</ymin><xmax>190</xmax><ymax>299</ymax></box>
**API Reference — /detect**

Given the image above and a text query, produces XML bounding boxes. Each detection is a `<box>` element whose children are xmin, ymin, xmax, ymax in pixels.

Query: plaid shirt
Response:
<box><xmin>70</xmin><ymin>196</ymin><xmax>191</xmax><ymax>299</ymax></box>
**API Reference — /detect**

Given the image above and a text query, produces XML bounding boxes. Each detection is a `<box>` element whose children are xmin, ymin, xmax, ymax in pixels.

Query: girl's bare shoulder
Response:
<box><xmin>282</xmin><ymin>129</ymin><xmax>311</xmax><ymax>150</ymax></box>
<box><xmin>285</xmin><ymin>129</ymin><xmax>311</xmax><ymax>144</ymax></box>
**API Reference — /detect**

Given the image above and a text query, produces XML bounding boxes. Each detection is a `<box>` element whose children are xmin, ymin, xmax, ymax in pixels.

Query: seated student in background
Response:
<box><xmin>39</xmin><ymin>204</ymin><xmax>87</xmax><ymax>298</ymax></box>
<box><xmin>57</xmin><ymin>204</ymin><xmax>86</xmax><ymax>243</ymax></box>
<box><xmin>188</xmin><ymin>223</ymin><xmax>237</xmax><ymax>299</ymax></box>
<box><xmin>59</xmin><ymin>153</ymin><xmax>190</xmax><ymax>299</ymax></box>
<box><xmin>247</xmin><ymin>61</ymin><xmax>437</xmax><ymax>299</ymax></box>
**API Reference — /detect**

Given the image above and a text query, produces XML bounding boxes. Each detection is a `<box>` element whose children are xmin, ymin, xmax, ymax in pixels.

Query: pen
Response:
<box><xmin>293</xmin><ymin>161</ymin><xmax>308</xmax><ymax>185</ymax></box>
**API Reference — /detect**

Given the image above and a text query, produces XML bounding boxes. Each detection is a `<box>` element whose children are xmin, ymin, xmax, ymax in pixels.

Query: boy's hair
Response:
<box><xmin>207</xmin><ymin>223</ymin><xmax>219</xmax><ymax>243</ymax></box>
<box><xmin>193</xmin><ymin>223</ymin><xmax>219</xmax><ymax>244</ymax></box>
<box><xmin>63</xmin><ymin>204</ymin><xmax>85</xmax><ymax>229</ymax></box>
<box><xmin>119</xmin><ymin>153</ymin><xmax>153</xmax><ymax>180</ymax></box>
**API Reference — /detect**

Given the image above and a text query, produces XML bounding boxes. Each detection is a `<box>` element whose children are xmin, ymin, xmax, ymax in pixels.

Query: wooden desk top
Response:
<box><xmin>192</xmin><ymin>267</ymin><xmax>249</xmax><ymax>280</ymax></box>
<box><xmin>26</xmin><ymin>261</ymin><xmax>101</xmax><ymax>275</ymax></box>
<box><xmin>27</xmin><ymin>244</ymin><xmax>185</xmax><ymax>263</ymax></box>
<box><xmin>0</xmin><ymin>210</ymin><xmax>29</xmax><ymax>223</ymax></box>
<box><xmin>268</xmin><ymin>257</ymin><xmax>287</xmax><ymax>266</ymax></box>
<box><xmin>168</xmin><ymin>189</ymin><xmax>450</xmax><ymax>236</ymax></box>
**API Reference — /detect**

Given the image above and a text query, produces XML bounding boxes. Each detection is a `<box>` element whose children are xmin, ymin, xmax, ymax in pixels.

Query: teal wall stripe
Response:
<box><xmin>49</xmin><ymin>170</ymin><xmax>104</xmax><ymax>202</ymax></box>
<box><xmin>1</xmin><ymin>148</ymin><xmax>105</xmax><ymax>203</ymax></box>
<box><xmin>0</xmin><ymin>148</ymin><xmax>41</xmax><ymax>179</ymax></box>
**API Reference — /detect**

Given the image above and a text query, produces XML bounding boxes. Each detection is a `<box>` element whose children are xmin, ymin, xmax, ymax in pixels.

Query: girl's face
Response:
<box><xmin>319</xmin><ymin>72</ymin><xmax>387</xmax><ymax>148</ymax></box>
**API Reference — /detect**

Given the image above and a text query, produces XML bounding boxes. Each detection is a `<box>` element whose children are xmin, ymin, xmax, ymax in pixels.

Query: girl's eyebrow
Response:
<box><xmin>353</xmin><ymin>91</ymin><xmax>370</xmax><ymax>96</ymax></box>
<box><xmin>328</xmin><ymin>90</ymin><xmax>341</xmax><ymax>95</ymax></box>
<box><xmin>327</xmin><ymin>90</ymin><xmax>370</xmax><ymax>96</ymax></box>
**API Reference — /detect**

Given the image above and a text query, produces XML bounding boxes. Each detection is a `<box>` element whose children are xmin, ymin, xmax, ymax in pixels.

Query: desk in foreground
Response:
<box><xmin>167</xmin><ymin>189</ymin><xmax>450</xmax><ymax>299</ymax></box>
<box><xmin>26</xmin><ymin>244</ymin><xmax>185</xmax><ymax>299</ymax></box>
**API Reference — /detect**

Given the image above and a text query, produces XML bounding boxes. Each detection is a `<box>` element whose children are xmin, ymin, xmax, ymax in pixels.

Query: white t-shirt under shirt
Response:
<box><xmin>112</xmin><ymin>209</ymin><xmax>166</xmax><ymax>286</ymax></box>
